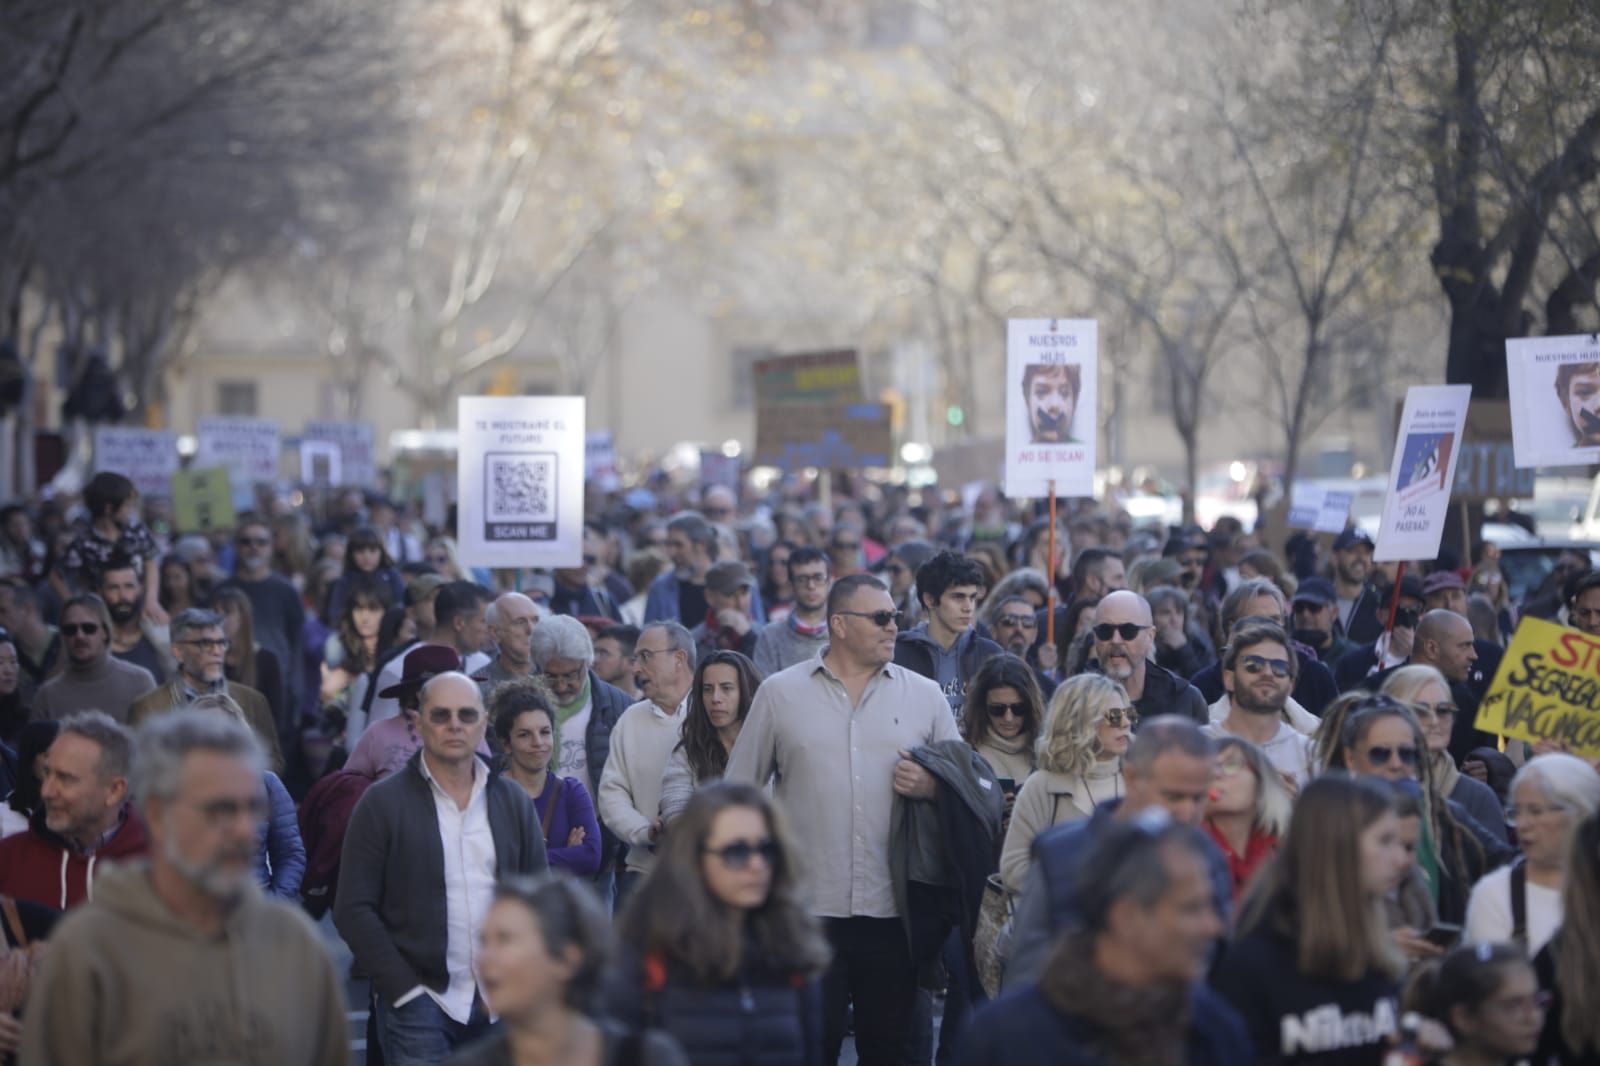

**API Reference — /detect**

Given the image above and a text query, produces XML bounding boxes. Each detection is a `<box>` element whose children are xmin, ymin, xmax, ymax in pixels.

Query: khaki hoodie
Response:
<box><xmin>20</xmin><ymin>861</ymin><xmax>349</xmax><ymax>1066</ymax></box>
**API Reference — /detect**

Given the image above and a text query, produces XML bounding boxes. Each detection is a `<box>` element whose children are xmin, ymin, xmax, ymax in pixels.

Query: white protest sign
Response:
<box><xmin>457</xmin><ymin>396</ymin><xmax>584</xmax><ymax>568</ymax></box>
<box><xmin>1004</xmin><ymin>318</ymin><xmax>1097</xmax><ymax>499</ymax></box>
<box><xmin>1374</xmin><ymin>385</ymin><xmax>1472</xmax><ymax>563</ymax></box>
<box><xmin>1505</xmin><ymin>333</ymin><xmax>1600</xmax><ymax>468</ymax></box>
<box><xmin>1287</xmin><ymin>482</ymin><xmax>1355</xmax><ymax>534</ymax></box>
<box><xmin>197</xmin><ymin>417</ymin><xmax>281</xmax><ymax>500</ymax></box>
<box><xmin>585</xmin><ymin>430</ymin><xmax>620</xmax><ymax>492</ymax></box>
<box><xmin>303</xmin><ymin>421</ymin><xmax>378</xmax><ymax>487</ymax></box>
<box><xmin>93</xmin><ymin>428</ymin><xmax>177</xmax><ymax>498</ymax></box>
<box><xmin>299</xmin><ymin>440</ymin><xmax>342</xmax><ymax>487</ymax></box>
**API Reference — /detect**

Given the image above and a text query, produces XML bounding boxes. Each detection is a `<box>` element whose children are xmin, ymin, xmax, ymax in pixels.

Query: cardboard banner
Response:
<box><xmin>170</xmin><ymin>467</ymin><xmax>237</xmax><ymax>533</ymax></box>
<box><xmin>1003</xmin><ymin>318</ymin><xmax>1097</xmax><ymax>499</ymax></box>
<box><xmin>1475</xmin><ymin>616</ymin><xmax>1600</xmax><ymax>757</ymax></box>
<box><xmin>1373</xmin><ymin>385</ymin><xmax>1472</xmax><ymax>563</ymax></box>
<box><xmin>197</xmin><ymin>416</ymin><xmax>281</xmax><ymax>491</ymax></box>
<box><xmin>753</xmin><ymin>350</ymin><xmax>893</xmax><ymax>471</ymax></box>
<box><xmin>1287</xmin><ymin>482</ymin><xmax>1355</xmax><ymax>534</ymax></box>
<box><xmin>303</xmin><ymin>421</ymin><xmax>377</xmax><ymax>488</ymax></box>
<box><xmin>93</xmin><ymin>428</ymin><xmax>177</xmax><ymax>498</ymax></box>
<box><xmin>1506</xmin><ymin>332</ymin><xmax>1600</xmax><ymax>468</ymax></box>
<box><xmin>457</xmin><ymin>396</ymin><xmax>584</xmax><ymax>568</ymax></box>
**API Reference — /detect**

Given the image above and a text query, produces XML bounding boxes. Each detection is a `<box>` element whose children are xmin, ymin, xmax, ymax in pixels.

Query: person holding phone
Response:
<box><xmin>960</xmin><ymin>655</ymin><xmax>1044</xmax><ymax>816</ymax></box>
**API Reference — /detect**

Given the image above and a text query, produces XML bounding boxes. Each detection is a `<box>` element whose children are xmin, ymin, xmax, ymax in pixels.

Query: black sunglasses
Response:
<box><xmin>1365</xmin><ymin>744</ymin><xmax>1419</xmax><ymax>767</ymax></box>
<box><xmin>986</xmin><ymin>700</ymin><xmax>1028</xmax><ymax>719</ymax></box>
<box><xmin>996</xmin><ymin>614</ymin><xmax>1037</xmax><ymax>629</ymax></box>
<box><xmin>61</xmin><ymin>622</ymin><xmax>102</xmax><ymax>637</ymax></box>
<box><xmin>704</xmin><ymin>838</ymin><xmax>780</xmax><ymax>870</ymax></box>
<box><xmin>1238</xmin><ymin>654</ymin><xmax>1291</xmax><ymax>679</ymax></box>
<box><xmin>1093</xmin><ymin>622</ymin><xmax>1152</xmax><ymax>642</ymax></box>
<box><xmin>837</xmin><ymin>609</ymin><xmax>898</xmax><ymax>628</ymax></box>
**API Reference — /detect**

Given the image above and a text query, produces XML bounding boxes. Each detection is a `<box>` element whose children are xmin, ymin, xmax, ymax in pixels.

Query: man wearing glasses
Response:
<box><xmin>728</xmin><ymin>573</ymin><xmax>961</xmax><ymax>1066</ymax></box>
<box><xmin>338</xmin><ymin>671</ymin><xmax>547</xmax><ymax>1064</ymax></box>
<box><xmin>128</xmin><ymin>608</ymin><xmax>284</xmax><ymax>772</ymax></box>
<box><xmin>219</xmin><ymin>516</ymin><xmax>304</xmax><ymax>728</ymax></box>
<box><xmin>1203</xmin><ymin>620</ymin><xmax>1314</xmax><ymax>791</ymax></box>
<box><xmin>754</xmin><ymin>546</ymin><xmax>834</xmax><ymax>675</ymax></box>
<box><xmin>33</xmin><ymin>593</ymin><xmax>156</xmax><ymax>724</ymax></box>
<box><xmin>1087</xmin><ymin>591</ymin><xmax>1207</xmax><ymax>725</ymax></box>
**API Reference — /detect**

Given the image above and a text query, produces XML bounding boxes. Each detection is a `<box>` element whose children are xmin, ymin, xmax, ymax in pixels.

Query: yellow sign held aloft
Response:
<box><xmin>1475</xmin><ymin>616</ymin><xmax>1600</xmax><ymax>757</ymax></box>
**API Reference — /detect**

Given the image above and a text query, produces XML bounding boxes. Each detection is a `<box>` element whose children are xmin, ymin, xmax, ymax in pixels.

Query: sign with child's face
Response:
<box><xmin>1506</xmin><ymin>333</ymin><xmax>1600</xmax><ymax>468</ymax></box>
<box><xmin>1004</xmin><ymin>319</ymin><xmax>1097</xmax><ymax>499</ymax></box>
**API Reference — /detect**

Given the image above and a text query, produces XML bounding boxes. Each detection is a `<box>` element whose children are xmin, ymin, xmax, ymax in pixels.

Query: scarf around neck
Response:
<box><xmin>1039</xmin><ymin>932</ymin><xmax>1194</xmax><ymax>1066</ymax></box>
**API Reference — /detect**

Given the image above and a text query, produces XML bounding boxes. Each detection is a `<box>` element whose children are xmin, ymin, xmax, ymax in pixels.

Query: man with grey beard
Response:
<box><xmin>1086</xmin><ymin>591</ymin><xmax>1207</xmax><ymax>725</ymax></box>
<box><xmin>21</xmin><ymin>710</ymin><xmax>350</xmax><ymax>1066</ymax></box>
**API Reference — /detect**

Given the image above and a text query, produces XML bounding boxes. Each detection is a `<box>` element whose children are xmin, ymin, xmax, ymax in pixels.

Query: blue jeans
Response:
<box><xmin>375</xmin><ymin>991</ymin><xmax>491</xmax><ymax>1066</ymax></box>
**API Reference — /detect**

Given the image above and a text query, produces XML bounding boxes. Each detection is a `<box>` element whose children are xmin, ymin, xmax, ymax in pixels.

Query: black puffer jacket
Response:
<box><xmin>606</xmin><ymin>945</ymin><xmax>823</xmax><ymax>1066</ymax></box>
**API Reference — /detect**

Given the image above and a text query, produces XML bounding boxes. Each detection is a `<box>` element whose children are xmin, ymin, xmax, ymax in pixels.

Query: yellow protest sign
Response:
<box><xmin>1475</xmin><ymin>616</ymin><xmax>1600</xmax><ymax>757</ymax></box>
<box><xmin>171</xmin><ymin>467</ymin><xmax>237</xmax><ymax>533</ymax></box>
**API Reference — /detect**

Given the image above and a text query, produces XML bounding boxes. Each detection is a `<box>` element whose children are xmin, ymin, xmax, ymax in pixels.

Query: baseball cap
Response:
<box><xmin>1291</xmin><ymin>577</ymin><xmax>1336</xmax><ymax>607</ymax></box>
<box><xmin>1332</xmin><ymin>528</ymin><xmax>1375</xmax><ymax>551</ymax></box>
<box><xmin>1421</xmin><ymin>571</ymin><xmax>1467</xmax><ymax>596</ymax></box>
<box><xmin>705</xmin><ymin>560</ymin><xmax>755</xmax><ymax>596</ymax></box>
<box><xmin>405</xmin><ymin>572</ymin><xmax>448</xmax><ymax>607</ymax></box>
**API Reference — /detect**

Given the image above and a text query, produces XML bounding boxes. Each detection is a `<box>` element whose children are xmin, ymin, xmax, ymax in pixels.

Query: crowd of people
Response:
<box><xmin>0</xmin><ymin>468</ymin><xmax>1598</xmax><ymax>1064</ymax></box>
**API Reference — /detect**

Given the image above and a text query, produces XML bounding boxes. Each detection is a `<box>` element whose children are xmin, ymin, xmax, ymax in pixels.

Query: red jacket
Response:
<box><xmin>0</xmin><ymin>808</ymin><xmax>149</xmax><ymax>910</ymax></box>
<box><xmin>1204</xmin><ymin>820</ymin><xmax>1278</xmax><ymax>904</ymax></box>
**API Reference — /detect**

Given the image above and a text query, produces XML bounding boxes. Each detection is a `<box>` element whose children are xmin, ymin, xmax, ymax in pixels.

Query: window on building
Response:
<box><xmin>217</xmin><ymin>381</ymin><xmax>258</xmax><ymax>416</ymax></box>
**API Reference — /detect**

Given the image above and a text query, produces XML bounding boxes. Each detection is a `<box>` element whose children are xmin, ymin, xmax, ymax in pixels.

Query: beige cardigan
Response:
<box><xmin>998</xmin><ymin>760</ymin><xmax>1123</xmax><ymax>894</ymax></box>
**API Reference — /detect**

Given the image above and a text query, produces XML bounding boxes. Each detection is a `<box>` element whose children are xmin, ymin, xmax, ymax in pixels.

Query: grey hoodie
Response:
<box><xmin>20</xmin><ymin>861</ymin><xmax>350</xmax><ymax>1066</ymax></box>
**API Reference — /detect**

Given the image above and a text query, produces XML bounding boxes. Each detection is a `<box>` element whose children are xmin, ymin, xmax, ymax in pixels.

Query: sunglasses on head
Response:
<box><xmin>1365</xmin><ymin>744</ymin><xmax>1419</xmax><ymax>767</ymax></box>
<box><xmin>61</xmin><ymin>622</ymin><xmax>101</xmax><ymax>637</ymax></box>
<box><xmin>1238</xmin><ymin>654</ymin><xmax>1291</xmax><ymax>679</ymax></box>
<box><xmin>704</xmin><ymin>838</ymin><xmax>780</xmax><ymax>870</ymax></box>
<box><xmin>1093</xmin><ymin>622</ymin><xmax>1151</xmax><ymax>642</ymax></box>
<box><xmin>426</xmin><ymin>707</ymin><xmax>483</xmax><ymax>726</ymax></box>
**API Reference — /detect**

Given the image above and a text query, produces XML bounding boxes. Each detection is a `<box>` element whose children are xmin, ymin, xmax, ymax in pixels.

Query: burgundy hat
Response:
<box><xmin>1420</xmin><ymin>571</ymin><xmax>1467</xmax><ymax>597</ymax></box>
<box><xmin>377</xmin><ymin>644</ymin><xmax>472</xmax><ymax>700</ymax></box>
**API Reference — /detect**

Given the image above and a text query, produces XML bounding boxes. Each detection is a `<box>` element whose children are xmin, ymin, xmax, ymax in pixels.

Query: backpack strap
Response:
<box><xmin>540</xmin><ymin>778</ymin><xmax>560</xmax><ymax>842</ymax></box>
<box><xmin>1509</xmin><ymin>856</ymin><xmax>1528</xmax><ymax>948</ymax></box>
<box><xmin>2</xmin><ymin>896</ymin><xmax>27</xmax><ymax>949</ymax></box>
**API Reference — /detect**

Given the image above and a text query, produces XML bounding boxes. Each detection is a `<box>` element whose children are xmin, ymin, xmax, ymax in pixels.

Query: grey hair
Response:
<box><xmin>1220</xmin><ymin>578</ymin><xmax>1288</xmax><ymax>632</ymax></box>
<box><xmin>666</xmin><ymin>511</ymin><xmax>718</xmax><ymax>557</ymax></box>
<box><xmin>1512</xmin><ymin>753</ymin><xmax>1600</xmax><ymax>822</ymax></box>
<box><xmin>132</xmin><ymin>709</ymin><xmax>263</xmax><ymax>809</ymax></box>
<box><xmin>1123</xmin><ymin>716</ymin><xmax>1214</xmax><ymax>775</ymax></box>
<box><xmin>984</xmin><ymin>568</ymin><xmax>1050</xmax><ymax>626</ymax></box>
<box><xmin>170</xmin><ymin>607</ymin><xmax>225</xmax><ymax>643</ymax></box>
<box><xmin>529</xmin><ymin>614</ymin><xmax>595</xmax><ymax>668</ymax></box>
<box><xmin>56</xmin><ymin>710</ymin><xmax>135</xmax><ymax>783</ymax></box>
<box><xmin>642</xmin><ymin>620</ymin><xmax>697</xmax><ymax>673</ymax></box>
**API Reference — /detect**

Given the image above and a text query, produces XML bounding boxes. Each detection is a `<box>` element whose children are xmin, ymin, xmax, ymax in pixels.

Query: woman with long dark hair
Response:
<box><xmin>608</xmin><ymin>782</ymin><xmax>830</xmax><ymax>1066</ymax></box>
<box><xmin>1405</xmin><ymin>943</ymin><xmax>1545</xmax><ymax>1066</ymax></box>
<box><xmin>325</xmin><ymin>525</ymin><xmax>404</xmax><ymax>621</ymax></box>
<box><xmin>448</xmin><ymin>873</ymin><xmax>689</xmax><ymax>1066</ymax></box>
<box><xmin>213</xmin><ymin>586</ymin><xmax>288</xmax><ymax>739</ymax></box>
<box><xmin>959</xmin><ymin>654</ymin><xmax>1043</xmax><ymax>791</ymax></box>
<box><xmin>658</xmin><ymin>651</ymin><xmax>760</xmax><ymax>824</ymax></box>
<box><xmin>324</xmin><ymin>573</ymin><xmax>395</xmax><ymax>744</ymax></box>
<box><xmin>1212</xmin><ymin>774</ymin><xmax>1412</xmax><ymax>1064</ymax></box>
<box><xmin>158</xmin><ymin>555</ymin><xmax>197</xmax><ymax>615</ymax></box>
<box><xmin>0</xmin><ymin>630</ymin><xmax>29</xmax><ymax>747</ymax></box>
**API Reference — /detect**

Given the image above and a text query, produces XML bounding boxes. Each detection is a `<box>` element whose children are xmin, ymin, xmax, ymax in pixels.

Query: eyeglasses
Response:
<box><xmin>178</xmin><ymin>638</ymin><xmax>231</xmax><ymax>652</ymax></box>
<box><xmin>1238</xmin><ymin>654</ymin><xmax>1291</xmax><ymax>679</ymax></box>
<box><xmin>1215</xmin><ymin>755</ymin><xmax>1248</xmax><ymax>777</ymax></box>
<box><xmin>235</xmin><ymin>535</ymin><xmax>270</xmax><ymax>548</ymax></box>
<box><xmin>544</xmin><ymin>666</ymin><xmax>585</xmax><ymax>687</ymax></box>
<box><xmin>703</xmin><ymin>838</ymin><xmax>780</xmax><ymax>870</ymax></box>
<box><xmin>836</xmin><ymin>609</ymin><xmax>898</xmax><ymax>628</ymax></box>
<box><xmin>425</xmin><ymin>706</ymin><xmax>483</xmax><ymax>726</ymax></box>
<box><xmin>192</xmin><ymin>795</ymin><xmax>270</xmax><ymax>827</ymax></box>
<box><xmin>61</xmin><ymin>622</ymin><xmax>102</xmax><ymax>637</ymax></box>
<box><xmin>986</xmin><ymin>701</ymin><xmax>1028</xmax><ymax>719</ymax></box>
<box><xmin>996</xmin><ymin>614</ymin><xmax>1037</xmax><ymax>629</ymax></box>
<box><xmin>832</xmin><ymin>540</ymin><xmax>861</xmax><ymax>552</ymax></box>
<box><xmin>1103</xmin><ymin>706</ymin><xmax>1139</xmax><ymax>728</ymax></box>
<box><xmin>1364</xmin><ymin>745</ymin><xmax>1419</xmax><ymax>767</ymax></box>
<box><xmin>792</xmin><ymin>572</ymin><xmax>830</xmax><ymax>587</ymax></box>
<box><xmin>1093</xmin><ymin>622</ymin><xmax>1152</xmax><ymax>642</ymax></box>
<box><xmin>1411</xmin><ymin>702</ymin><xmax>1458</xmax><ymax>722</ymax></box>
<box><xmin>1506</xmin><ymin>803</ymin><xmax>1570</xmax><ymax>826</ymax></box>
<box><xmin>634</xmin><ymin>647</ymin><xmax>672</xmax><ymax>665</ymax></box>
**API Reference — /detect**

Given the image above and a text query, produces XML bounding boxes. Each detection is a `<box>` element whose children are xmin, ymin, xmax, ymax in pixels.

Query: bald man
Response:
<box><xmin>1401</xmin><ymin>609</ymin><xmax>1496</xmax><ymax>761</ymax></box>
<box><xmin>483</xmin><ymin>592</ymin><xmax>540</xmax><ymax>693</ymax></box>
<box><xmin>1087</xmin><ymin>591</ymin><xmax>1208</xmax><ymax>725</ymax></box>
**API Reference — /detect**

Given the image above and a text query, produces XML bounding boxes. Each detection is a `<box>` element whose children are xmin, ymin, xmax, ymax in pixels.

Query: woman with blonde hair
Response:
<box><xmin>1212</xmin><ymin>775</ymin><xmax>1412</xmax><ymax>1063</ymax></box>
<box><xmin>1380</xmin><ymin>664</ymin><xmax>1507</xmax><ymax>842</ymax></box>
<box><xmin>1203</xmin><ymin>736</ymin><xmax>1291</xmax><ymax>902</ymax></box>
<box><xmin>997</xmin><ymin>674</ymin><xmax>1134</xmax><ymax>894</ymax></box>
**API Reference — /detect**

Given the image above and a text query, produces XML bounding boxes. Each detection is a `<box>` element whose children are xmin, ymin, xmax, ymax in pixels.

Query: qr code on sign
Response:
<box><xmin>486</xmin><ymin>452</ymin><xmax>557</xmax><ymax>523</ymax></box>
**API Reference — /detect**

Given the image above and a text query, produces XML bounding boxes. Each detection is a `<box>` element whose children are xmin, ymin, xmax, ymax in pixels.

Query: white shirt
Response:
<box><xmin>399</xmin><ymin>754</ymin><xmax>497</xmax><ymax>1023</ymax></box>
<box><xmin>557</xmin><ymin>696</ymin><xmax>594</xmax><ymax>795</ymax></box>
<box><xmin>1465</xmin><ymin>864</ymin><xmax>1562</xmax><ymax>957</ymax></box>
<box><xmin>1204</xmin><ymin>695</ymin><xmax>1315</xmax><ymax>788</ymax></box>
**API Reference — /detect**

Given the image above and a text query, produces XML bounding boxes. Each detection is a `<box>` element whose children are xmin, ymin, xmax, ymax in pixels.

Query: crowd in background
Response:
<box><xmin>0</xmin><ymin>466</ymin><xmax>1598</xmax><ymax>1064</ymax></box>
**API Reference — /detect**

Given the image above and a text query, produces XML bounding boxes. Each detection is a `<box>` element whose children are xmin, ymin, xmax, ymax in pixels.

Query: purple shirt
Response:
<box><xmin>344</xmin><ymin>715</ymin><xmax>492</xmax><ymax>780</ymax></box>
<box><xmin>530</xmin><ymin>775</ymin><xmax>602</xmax><ymax>876</ymax></box>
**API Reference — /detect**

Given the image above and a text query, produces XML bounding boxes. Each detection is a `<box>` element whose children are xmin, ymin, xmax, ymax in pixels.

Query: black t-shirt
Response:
<box><xmin>1212</xmin><ymin>923</ymin><xmax>1400</xmax><ymax>1066</ymax></box>
<box><xmin>114</xmin><ymin>637</ymin><xmax>167</xmax><ymax>684</ymax></box>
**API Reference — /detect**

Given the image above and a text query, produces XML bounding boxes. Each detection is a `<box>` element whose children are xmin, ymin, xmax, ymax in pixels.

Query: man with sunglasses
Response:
<box><xmin>337</xmin><ymin>671</ymin><xmax>547</xmax><ymax>1064</ymax></box>
<box><xmin>1204</xmin><ymin>621</ymin><xmax>1314</xmax><ymax>790</ymax></box>
<box><xmin>128</xmin><ymin>608</ymin><xmax>284</xmax><ymax>772</ymax></box>
<box><xmin>33</xmin><ymin>593</ymin><xmax>156</xmax><ymax>724</ymax></box>
<box><xmin>218</xmin><ymin>516</ymin><xmax>304</xmax><ymax>728</ymax></box>
<box><xmin>1086</xmin><ymin>591</ymin><xmax>1207</xmax><ymax>725</ymax></box>
<box><xmin>728</xmin><ymin>573</ymin><xmax>961</xmax><ymax>1066</ymax></box>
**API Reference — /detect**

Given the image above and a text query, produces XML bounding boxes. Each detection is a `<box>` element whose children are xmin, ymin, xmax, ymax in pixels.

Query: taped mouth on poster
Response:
<box><xmin>476</xmin><ymin>415</ymin><xmax>568</xmax><ymax>544</ymax></box>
